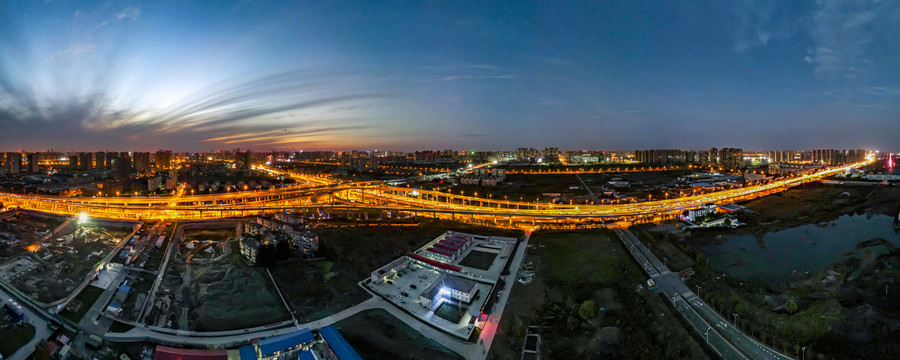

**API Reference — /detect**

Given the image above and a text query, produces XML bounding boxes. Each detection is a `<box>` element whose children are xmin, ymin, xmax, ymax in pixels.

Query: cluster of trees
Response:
<box><xmin>255</xmin><ymin>239</ymin><xmax>293</xmax><ymax>266</ymax></box>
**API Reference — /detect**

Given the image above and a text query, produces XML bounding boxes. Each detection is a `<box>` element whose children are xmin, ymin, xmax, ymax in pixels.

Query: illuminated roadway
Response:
<box><xmin>0</xmin><ymin>159</ymin><xmax>873</xmax><ymax>223</ymax></box>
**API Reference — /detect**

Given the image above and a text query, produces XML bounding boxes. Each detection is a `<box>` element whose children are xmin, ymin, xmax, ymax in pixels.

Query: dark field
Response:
<box><xmin>458</xmin><ymin>250</ymin><xmax>497</xmax><ymax>270</ymax></box>
<box><xmin>490</xmin><ymin>230</ymin><xmax>711</xmax><ymax>359</ymax></box>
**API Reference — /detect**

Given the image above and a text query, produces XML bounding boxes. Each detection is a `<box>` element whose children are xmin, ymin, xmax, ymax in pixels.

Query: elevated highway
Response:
<box><xmin>0</xmin><ymin>159</ymin><xmax>872</xmax><ymax>223</ymax></box>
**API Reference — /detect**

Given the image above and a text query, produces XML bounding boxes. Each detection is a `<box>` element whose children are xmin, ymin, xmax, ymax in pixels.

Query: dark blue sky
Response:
<box><xmin>0</xmin><ymin>0</ymin><xmax>898</xmax><ymax>151</ymax></box>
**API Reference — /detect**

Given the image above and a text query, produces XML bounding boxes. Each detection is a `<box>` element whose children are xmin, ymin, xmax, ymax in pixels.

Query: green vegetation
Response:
<box><xmin>60</xmin><ymin>286</ymin><xmax>104</xmax><ymax>323</ymax></box>
<box><xmin>491</xmin><ymin>230</ymin><xmax>711</xmax><ymax>359</ymax></box>
<box><xmin>578</xmin><ymin>300</ymin><xmax>596</xmax><ymax>320</ymax></box>
<box><xmin>786</xmin><ymin>299</ymin><xmax>798</xmax><ymax>314</ymax></box>
<box><xmin>0</xmin><ymin>322</ymin><xmax>35</xmax><ymax>357</ymax></box>
<box><xmin>644</xmin><ymin>183</ymin><xmax>900</xmax><ymax>359</ymax></box>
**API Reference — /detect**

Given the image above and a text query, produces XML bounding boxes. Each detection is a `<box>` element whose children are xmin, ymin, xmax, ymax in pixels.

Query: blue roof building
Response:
<box><xmin>297</xmin><ymin>350</ymin><xmax>316</xmax><ymax>360</ymax></box>
<box><xmin>258</xmin><ymin>328</ymin><xmax>314</xmax><ymax>357</ymax></box>
<box><xmin>319</xmin><ymin>325</ymin><xmax>362</xmax><ymax>360</ymax></box>
<box><xmin>238</xmin><ymin>344</ymin><xmax>257</xmax><ymax>360</ymax></box>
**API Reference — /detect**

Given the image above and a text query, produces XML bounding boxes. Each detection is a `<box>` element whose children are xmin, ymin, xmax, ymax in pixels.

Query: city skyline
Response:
<box><xmin>1</xmin><ymin>1</ymin><xmax>899</xmax><ymax>152</ymax></box>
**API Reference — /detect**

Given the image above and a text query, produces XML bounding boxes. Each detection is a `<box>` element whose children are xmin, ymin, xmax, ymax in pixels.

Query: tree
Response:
<box><xmin>787</xmin><ymin>299</ymin><xmax>799</xmax><ymax>314</ymax></box>
<box><xmin>578</xmin><ymin>300</ymin><xmax>596</xmax><ymax>320</ymax></box>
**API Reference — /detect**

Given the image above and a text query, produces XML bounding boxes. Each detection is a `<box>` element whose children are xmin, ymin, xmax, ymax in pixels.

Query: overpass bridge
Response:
<box><xmin>0</xmin><ymin>159</ymin><xmax>872</xmax><ymax>224</ymax></box>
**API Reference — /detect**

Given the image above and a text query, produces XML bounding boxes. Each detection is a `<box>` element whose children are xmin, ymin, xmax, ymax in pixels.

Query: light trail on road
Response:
<box><xmin>0</xmin><ymin>159</ymin><xmax>873</xmax><ymax>223</ymax></box>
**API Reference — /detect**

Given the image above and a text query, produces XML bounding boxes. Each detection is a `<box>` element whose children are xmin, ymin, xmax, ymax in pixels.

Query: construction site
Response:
<box><xmin>0</xmin><ymin>210</ymin><xmax>137</xmax><ymax>303</ymax></box>
<box><xmin>138</xmin><ymin>221</ymin><xmax>291</xmax><ymax>331</ymax></box>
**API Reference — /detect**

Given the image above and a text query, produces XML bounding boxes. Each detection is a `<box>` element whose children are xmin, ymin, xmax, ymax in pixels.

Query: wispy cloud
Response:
<box><xmin>49</xmin><ymin>40</ymin><xmax>96</xmax><ymax>60</ymax></box>
<box><xmin>117</xmin><ymin>7</ymin><xmax>141</xmax><ymax>21</ymax></box>
<box><xmin>805</xmin><ymin>0</ymin><xmax>894</xmax><ymax>81</ymax></box>
<box><xmin>732</xmin><ymin>0</ymin><xmax>796</xmax><ymax>52</ymax></box>
<box><xmin>417</xmin><ymin>63</ymin><xmax>514</xmax><ymax>83</ymax></box>
<box><xmin>593</xmin><ymin>109</ymin><xmax>648</xmax><ymax>120</ymax></box>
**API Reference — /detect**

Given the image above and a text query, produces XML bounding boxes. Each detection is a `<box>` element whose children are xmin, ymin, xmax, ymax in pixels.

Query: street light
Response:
<box><xmin>705</xmin><ymin>326</ymin><xmax>710</xmax><ymax>344</ymax></box>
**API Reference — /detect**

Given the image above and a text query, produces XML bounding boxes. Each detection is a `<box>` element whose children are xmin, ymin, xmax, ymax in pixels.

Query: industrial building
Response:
<box><xmin>370</xmin><ymin>257</ymin><xmax>408</xmax><ymax>283</ymax></box>
<box><xmin>152</xmin><ymin>326</ymin><xmax>361</xmax><ymax>360</ymax></box>
<box><xmin>319</xmin><ymin>325</ymin><xmax>362</xmax><ymax>360</ymax></box>
<box><xmin>419</xmin><ymin>274</ymin><xmax>479</xmax><ymax>310</ymax></box>
<box><xmin>423</xmin><ymin>232</ymin><xmax>472</xmax><ymax>263</ymax></box>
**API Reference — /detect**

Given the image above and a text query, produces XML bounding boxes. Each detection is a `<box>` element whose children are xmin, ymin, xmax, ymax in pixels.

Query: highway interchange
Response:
<box><xmin>0</xmin><ymin>158</ymin><xmax>873</xmax><ymax>359</ymax></box>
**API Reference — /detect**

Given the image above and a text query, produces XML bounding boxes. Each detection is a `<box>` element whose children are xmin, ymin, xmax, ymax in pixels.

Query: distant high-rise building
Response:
<box><xmin>541</xmin><ymin>148</ymin><xmax>560</xmax><ymax>163</ymax></box>
<box><xmin>93</xmin><ymin>152</ymin><xmax>107</xmax><ymax>170</ymax></box>
<box><xmin>236</xmin><ymin>150</ymin><xmax>252</xmax><ymax>170</ymax></box>
<box><xmin>133</xmin><ymin>152</ymin><xmax>151</xmax><ymax>172</ymax></box>
<box><xmin>633</xmin><ymin>149</ymin><xmax>689</xmax><ymax>164</ymax></box>
<box><xmin>7</xmin><ymin>153</ymin><xmax>21</xmax><ymax>175</ymax></box>
<box><xmin>27</xmin><ymin>153</ymin><xmax>39</xmax><ymax>173</ymax></box>
<box><xmin>107</xmin><ymin>152</ymin><xmax>120</xmax><ymax>171</ymax></box>
<box><xmin>155</xmin><ymin>150</ymin><xmax>172</xmax><ymax>169</ymax></box>
<box><xmin>708</xmin><ymin>147</ymin><xmax>718</xmax><ymax>166</ymax></box>
<box><xmin>116</xmin><ymin>153</ymin><xmax>132</xmax><ymax>179</ymax></box>
<box><xmin>718</xmin><ymin>148</ymin><xmax>743</xmax><ymax>170</ymax></box>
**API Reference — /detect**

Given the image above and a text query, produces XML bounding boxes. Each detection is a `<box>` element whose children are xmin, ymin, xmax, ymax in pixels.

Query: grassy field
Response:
<box><xmin>490</xmin><ymin>230</ymin><xmax>711</xmax><ymax>359</ymax></box>
<box><xmin>0</xmin><ymin>321</ymin><xmax>35</xmax><ymax>357</ymax></box>
<box><xmin>60</xmin><ymin>285</ymin><xmax>104</xmax><ymax>323</ymax></box>
<box><xmin>337</xmin><ymin>309</ymin><xmax>463</xmax><ymax>360</ymax></box>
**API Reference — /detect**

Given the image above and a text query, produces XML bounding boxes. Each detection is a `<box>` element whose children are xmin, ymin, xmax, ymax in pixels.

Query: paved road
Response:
<box><xmin>106</xmin><ymin>297</ymin><xmax>382</xmax><ymax>346</ymax></box>
<box><xmin>0</xmin><ymin>286</ymin><xmax>51</xmax><ymax>360</ymax></box>
<box><xmin>106</xmin><ymin>233</ymin><xmax>531</xmax><ymax>360</ymax></box>
<box><xmin>573</xmin><ymin>174</ymin><xmax>599</xmax><ymax>203</ymax></box>
<box><xmin>614</xmin><ymin>229</ymin><xmax>792</xmax><ymax>360</ymax></box>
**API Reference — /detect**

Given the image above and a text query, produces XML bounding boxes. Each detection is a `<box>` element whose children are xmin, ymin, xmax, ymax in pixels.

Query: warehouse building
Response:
<box><xmin>257</xmin><ymin>328</ymin><xmax>314</xmax><ymax>359</ymax></box>
<box><xmin>320</xmin><ymin>325</ymin><xmax>362</xmax><ymax>360</ymax></box>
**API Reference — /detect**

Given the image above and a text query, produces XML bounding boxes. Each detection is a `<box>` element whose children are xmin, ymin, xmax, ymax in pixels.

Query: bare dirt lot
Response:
<box><xmin>156</xmin><ymin>224</ymin><xmax>289</xmax><ymax>331</ymax></box>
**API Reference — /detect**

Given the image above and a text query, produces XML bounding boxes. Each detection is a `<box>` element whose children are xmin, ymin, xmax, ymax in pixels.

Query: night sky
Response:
<box><xmin>1</xmin><ymin>1</ymin><xmax>898</xmax><ymax>152</ymax></box>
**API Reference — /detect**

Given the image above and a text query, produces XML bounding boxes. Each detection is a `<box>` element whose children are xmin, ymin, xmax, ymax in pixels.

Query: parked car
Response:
<box><xmin>409</xmin><ymin>284</ymin><xmax>417</xmax><ymax>289</ymax></box>
<box><xmin>401</xmin><ymin>291</ymin><xmax>409</xmax><ymax>297</ymax></box>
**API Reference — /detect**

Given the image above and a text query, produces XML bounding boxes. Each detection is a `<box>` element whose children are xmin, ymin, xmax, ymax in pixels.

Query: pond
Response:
<box><xmin>704</xmin><ymin>213</ymin><xmax>900</xmax><ymax>285</ymax></box>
